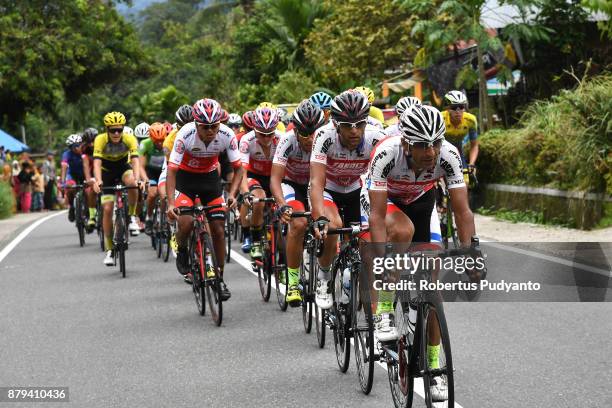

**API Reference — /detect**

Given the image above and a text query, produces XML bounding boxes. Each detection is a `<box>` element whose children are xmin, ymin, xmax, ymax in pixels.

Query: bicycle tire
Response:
<box><xmin>97</xmin><ymin>201</ymin><xmax>105</xmax><ymax>252</ymax></box>
<box><xmin>151</xmin><ymin>203</ymin><xmax>158</xmax><ymax>250</ymax></box>
<box><xmin>421</xmin><ymin>299</ymin><xmax>454</xmax><ymax>408</ymax></box>
<box><xmin>331</xmin><ymin>257</ymin><xmax>350</xmax><ymax>372</ymax></box>
<box><xmin>301</xmin><ymin>247</ymin><xmax>313</xmax><ymax>333</ymax></box>
<box><xmin>163</xmin><ymin>226</ymin><xmax>171</xmax><ymax>262</ymax></box>
<box><xmin>119</xmin><ymin>245</ymin><xmax>126</xmax><ymax>278</ymax></box>
<box><xmin>257</xmin><ymin>228</ymin><xmax>272</xmax><ymax>302</ymax></box>
<box><xmin>353</xmin><ymin>260</ymin><xmax>375</xmax><ymax>394</ymax></box>
<box><xmin>189</xmin><ymin>232</ymin><xmax>206</xmax><ymax>316</ymax></box>
<box><xmin>274</xmin><ymin>222</ymin><xmax>288</xmax><ymax>311</ymax></box>
<box><xmin>315</xmin><ymin>302</ymin><xmax>326</xmax><ymax>349</ymax></box>
<box><xmin>75</xmin><ymin>194</ymin><xmax>85</xmax><ymax>247</ymax></box>
<box><xmin>202</xmin><ymin>232</ymin><xmax>222</xmax><ymax>326</ymax></box>
<box><xmin>225</xmin><ymin>215</ymin><xmax>232</xmax><ymax>263</ymax></box>
<box><xmin>387</xmin><ymin>294</ymin><xmax>415</xmax><ymax>408</ymax></box>
<box><xmin>113</xmin><ymin>209</ymin><xmax>127</xmax><ymax>278</ymax></box>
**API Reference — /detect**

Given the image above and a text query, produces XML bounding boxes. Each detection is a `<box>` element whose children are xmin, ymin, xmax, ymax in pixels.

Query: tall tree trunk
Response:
<box><xmin>476</xmin><ymin>44</ymin><xmax>490</xmax><ymax>133</ymax></box>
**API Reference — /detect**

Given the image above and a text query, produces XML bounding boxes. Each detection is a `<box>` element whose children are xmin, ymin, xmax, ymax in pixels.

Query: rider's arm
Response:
<box><xmin>448</xmin><ymin>186</ymin><xmax>475</xmax><ymax>246</ymax></box>
<box><xmin>166</xmin><ymin>165</ymin><xmax>177</xmax><ymax>208</ymax></box>
<box><xmin>127</xmin><ymin>135</ymin><xmax>141</xmax><ymax>182</ymax></box>
<box><xmin>309</xmin><ymin>163</ymin><xmax>326</xmax><ymax>220</ymax></box>
<box><xmin>130</xmin><ymin>156</ymin><xmax>141</xmax><ymax>182</ymax></box>
<box><xmin>93</xmin><ymin>159</ymin><xmax>102</xmax><ymax>185</ymax></box>
<box><xmin>270</xmin><ymin>164</ymin><xmax>286</xmax><ymax>207</ymax></box>
<box><xmin>468</xmin><ymin>138</ymin><xmax>479</xmax><ymax>167</ymax></box>
<box><xmin>60</xmin><ymin>161</ymin><xmax>68</xmax><ymax>184</ymax></box>
<box><xmin>82</xmin><ymin>155</ymin><xmax>92</xmax><ymax>182</ymax></box>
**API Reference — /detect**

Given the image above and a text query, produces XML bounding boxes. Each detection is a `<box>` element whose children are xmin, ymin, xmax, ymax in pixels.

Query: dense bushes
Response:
<box><xmin>478</xmin><ymin>73</ymin><xmax>612</xmax><ymax>194</ymax></box>
<box><xmin>0</xmin><ymin>182</ymin><xmax>15</xmax><ymax>220</ymax></box>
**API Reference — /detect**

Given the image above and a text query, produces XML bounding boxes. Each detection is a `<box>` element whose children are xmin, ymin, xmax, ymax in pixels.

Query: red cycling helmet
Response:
<box><xmin>192</xmin><ymin>98</ymin><xmax>223</xmax><ymax>124</ymax></box>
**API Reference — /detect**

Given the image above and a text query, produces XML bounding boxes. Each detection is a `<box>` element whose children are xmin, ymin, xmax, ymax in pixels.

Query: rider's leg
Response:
<box><xmin>102</xmin><ymin>199</ymin><xmax>114</xmax><ymax>251</ymax></box>
<box><xmin>146</xmin><ymin>185</ymin><xmax>157</xmax><ymax>218</ymax></box>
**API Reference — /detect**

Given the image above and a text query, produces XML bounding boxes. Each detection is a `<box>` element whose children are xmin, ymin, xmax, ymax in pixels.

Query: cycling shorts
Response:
<box><xmin>101</xmin><ymin>162</ymin><xmax>133</xmax><ymax>202</ymax></box>
<box><xmin>281</xmin><ymin>180</ymin><xmax>309</xmax><ymax>211</ymax></box>
<box><xmin>175</xmin><ymin>169</ymin><xmax>225</xmax><ymax>221</ymax></box>
<box><xmin>359</xmin><ymin>187</ymin><xmax>441</xmax><ymax>245</ymax></box>
<box><xmin>247</xmin><ymin>171</ymin><xmax>271</xmax><ymax>196</ymax></box>
<box><xmin>317</xmin><ymin>187</ymin><xmax>361</xmax><ymax>227</ymax></box>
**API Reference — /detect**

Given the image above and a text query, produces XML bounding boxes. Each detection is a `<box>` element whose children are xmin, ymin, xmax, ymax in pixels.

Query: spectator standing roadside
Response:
<box><xmin>42</xmin><ymin>151</ymin><xmax>57</xmax><ymax>210</ymax></box>
<box><xmin>32</xmin><ymin>164</ymin><xmax>45</xmax><ymax>211</ymax></box>
<box><xmin>18</xmin><ymin>161</ymin><xmax>34</xmax><ymax>213</ymax></box>
<box><xmin>11</xmin><ymin>160</ymin><xmax>21</xmax><ymax>210</ymax></box>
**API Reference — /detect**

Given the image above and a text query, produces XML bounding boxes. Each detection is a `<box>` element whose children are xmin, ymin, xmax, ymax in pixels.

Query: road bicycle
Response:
<box><xmin>66</xmin><ymin>184</ymin><xmax>88</xmax><ymax>247</ymax></box>
<box><xmin>100</xmin><ymin>185</ymin><xmax>139</xmax><ymax>278</ymax></box>
<box><xmin>179</xmin><ymin>200</ymin><xmax>226</xmax><ymax>326</ymax></box>
<box><xmin>152</xmin><ymin>196</ymin><xmax>171</xmax><ymax>262</ymax></box>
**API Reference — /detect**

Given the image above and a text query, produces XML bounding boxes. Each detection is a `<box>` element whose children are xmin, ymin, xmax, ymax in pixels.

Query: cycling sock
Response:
<box><xmin>128</xmin><ymin>204</ymin><xmax>137</xmax><ymax>216</ymax></box>
<box><xmin>427</xmin><ymin>344</ymin><xmax>440</xmax><ymax>369</ymax></box>
<box><xmin>89</xmin><ymin>208</ymin><xmax>96</xmax><ymax>219</ymax></box>
<box><xmin>104</xmin><ymin>236</ymin><xmax>113</xmax><ymax>252</ymax></box>
<box><xmin>251</xmin><ymin>226</ymin><xmax>262</xmax><ymax>242</ymax></box>
<box><xmin>376</xmin><ymin>290</ymin><xmax>394</xmax><ymax>315</ymax></box>
<box><xmin>317</xmin><ymin>264</ymin><xmax>331</xmax><ymax>281</ymax></box>
<box><xmin>288</xmin><ymin>267</ymin><xmax>299</xmax><ymax>286</ymax></box>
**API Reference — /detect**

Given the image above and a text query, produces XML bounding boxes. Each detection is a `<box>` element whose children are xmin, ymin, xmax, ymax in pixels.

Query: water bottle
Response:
<box><xmin>341</xmin><ymin>267</ymin><xmax>351</xmax><ymax>304</ymax></box>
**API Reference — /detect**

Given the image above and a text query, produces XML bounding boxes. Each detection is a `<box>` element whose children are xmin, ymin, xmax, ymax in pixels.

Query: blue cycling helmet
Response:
<box><xmin>309</xmin><ymin>91</ymin><xmax>333</xmax><ymax>110</ymax></box>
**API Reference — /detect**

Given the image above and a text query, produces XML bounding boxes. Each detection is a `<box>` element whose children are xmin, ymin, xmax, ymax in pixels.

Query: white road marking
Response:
<box><xmin>0</xmin><ymin>211</ymin><xmax>66</xmax><ymax>264</ymax></box>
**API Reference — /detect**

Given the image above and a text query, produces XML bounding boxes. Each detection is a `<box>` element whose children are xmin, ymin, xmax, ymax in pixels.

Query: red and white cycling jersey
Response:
<box><xmin>272</xmin><ymin>129</ymin><xmax>310</xmax><ymax>185</ymax></box>
<box><xmin>365</xmin><ymin>136</ymin><xmax>465</xmax><ymax>205</ymax></box>
<box><xmin>168</xmin><ymin>122</ymin><xmax>240</xmax><ymax>173</ymax></box>
<box><xmin>310</xmin><ymin>123</ymin><xmax>384</xmax><ymax>193</ymax></box>
<box><xmin>239</xmin><ymin>130</ymin><xmax>283</xmax><ymax>176</ymax></box>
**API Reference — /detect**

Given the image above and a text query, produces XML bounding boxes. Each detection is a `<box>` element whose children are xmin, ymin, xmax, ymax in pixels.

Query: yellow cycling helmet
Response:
<box><xmin>354</xmin><ymin>86</ymin><xmax>375</xmax><ymax>104</ymax></box>
<box><xmin>103</xmin><ymin>111</ymin><xmax>127</xmax><ymax>127</ymax></box>
<box><xmin>258</xmin><ymin>101</ymin><xmax>277</xmax><ymax>109</ymax></box>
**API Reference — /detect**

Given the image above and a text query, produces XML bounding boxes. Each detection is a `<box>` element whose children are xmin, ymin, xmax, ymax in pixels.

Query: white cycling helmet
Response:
<box><xmin>134</xmin><ymin>122</ymin><xmax>150</xmax><ymax>139</ymax></box>
<box><xmin>65</xmin><ymin>133</ymin><xmax>82</xmax><ymax>146</ymax></box>
<box><xmin>395</xmin><ymin>96</ymin><xmax>422</xmax><ymax>116</ymax></box>
<box><xmin>444</xmin><ymin>90</ymin><xmax>468</xmax><ymax>106</ymax></box>
<box><xmin>399</xmin><ymin>105</ymin><xmax>445</xmax><ymax>145</ymax></box>
<box><xmin>227</xmin><ymin>113</ymin><xmax>242</xmax><ymax>126</ymax></box>
<box><xmin>123</xmin><ymin>126</ymin><xmax>134</xmax><ymax>136</ymax></box>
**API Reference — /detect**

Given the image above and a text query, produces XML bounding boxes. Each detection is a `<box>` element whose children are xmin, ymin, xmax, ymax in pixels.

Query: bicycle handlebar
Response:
<box><xmin>100</xmin><ymin>185</ymin><xmax>140</xmax><ymax>192</ymax></box>
<box><xmin>177</xmin><ymin>203</ymin><xmax>226</xmax><ymax>215</ymax></box>
<box><xmin>326</xmin><ymin>224</ymin><xmax>369</xmax><ymax>236</ymax></box>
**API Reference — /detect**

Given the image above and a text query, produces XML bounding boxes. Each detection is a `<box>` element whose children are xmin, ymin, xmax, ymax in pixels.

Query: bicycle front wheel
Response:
<box><xmin>189</xmin><ymin>232</ymin><xmax>206</xmax><ymax>316</ymax></box>
<box><xmin>353</xmin><ymin>263</ymin><xmax>375</xmax><ymax>394</ymax></box>
<box><xmin>202</xmin><ymin>232</ymin><xmax>222</xmax><ymax>326</ymax></box>
<box><xmin>332</xmin><ymin>260</ymin><xmax>351</xmax><ymax>372</ymax></box>
<box><xmin>421</xmin><ymin>299</ymin><xmax>454</xmax><ymax>408</ymax></box>
<box><xmin>387</xmin><ymin>296</ymin><xmax>415</xmax><ymax>408</ymax></box>
<box><xmin>301</xmin><ymin>248</ymin><xmax>313</xmax><ymax>333</ymax></box>
<box><xmin>274</xmin><ymin>222</ymin><xmax>288</xmax><ymax>311</ymax></box>
<box><xmin>114</xmin><ymin>211</ymin><xmax>127</xmax><ymax>278</ymax></box>
<box><xmin>257</xmin><ymin>239</ymin><xmax>272</xmax><ymax>302</ymax></box>
<box><xmin>75</xmin><ymin>194</ymin><xmax>85</xmax><ymax>247</ymax></box>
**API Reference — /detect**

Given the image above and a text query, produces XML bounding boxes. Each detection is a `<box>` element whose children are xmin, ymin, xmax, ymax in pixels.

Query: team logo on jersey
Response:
<box><xmin>314</xmin><ymin>153</ymin><xmax>326</xmax><ymax>161</ymax></box>
<box><xmin>230</xmin><ymin>139</ymin><xmax>238</xmax><ymax>150</ymax></box>
<box><xmin>239</xmin><ymin>143</ymin><xmax>248</xmax><ymax>154</ymax></box>
<box><xmin>321</xmin><ymin>137</ymin><xmax>333</xmax><ymax>154</ymax></box>
<box><xmin>380</xmin><ymin>158</ymin><xmax>396</xmax><ymax>179</ymax></box>
<box><xmin>175</xmin><ymin>140</ymin><xmax>185</xmax><ymax>154</ymax></box>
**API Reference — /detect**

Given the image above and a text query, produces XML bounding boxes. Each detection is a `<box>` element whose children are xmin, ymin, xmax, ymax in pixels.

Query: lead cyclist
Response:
<box><xmin>360</xmin><ymin>105</ymin><xmax>478</xmax><ymax>402</ymax></box>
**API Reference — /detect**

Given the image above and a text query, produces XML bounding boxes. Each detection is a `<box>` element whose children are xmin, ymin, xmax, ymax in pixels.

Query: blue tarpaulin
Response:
<box><xmin>0</xmin><ymin>128</ymin><xmax>29</xmax><ymax>153</ymax></box>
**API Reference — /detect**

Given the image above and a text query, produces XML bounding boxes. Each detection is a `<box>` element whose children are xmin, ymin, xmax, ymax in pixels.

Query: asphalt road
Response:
<box><xmin>1</xmin><ymin>214</ymin><xmax>611</xmax><ymax>408</ymax></box>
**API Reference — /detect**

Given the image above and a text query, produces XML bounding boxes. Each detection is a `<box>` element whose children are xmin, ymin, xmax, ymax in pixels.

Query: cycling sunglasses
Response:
<box><xmin>108</xmin><ymin>127</ymin><xmax>124</xmax><ymax>134</ymax></box>
<box><xmin>335</xmin><ymin>119</ymin><xmax>367</xmax><ymax>129</ymax></box>
<box><xmin>411</xmin><ymin>139</ymin><xmax>444</xmax><ymax>149</ymax></box>
<box><xmin>297</xmin><ymin>130</ymin><xmax>315</xmax><ymax>139</ymax></box>
<box><xmin>196</xmin><ymin>122</ymin><xmax>220</xmax><ymax>130</ymax></box>
<box><xmin>450</xmin><ymin>105</ymin><xmax>466</xmax><ymax>112</ymax></box>
<box><xmin>255</xmin><ymin>129</ymin><xmax>276</xmax><ymax>136</ymax></box>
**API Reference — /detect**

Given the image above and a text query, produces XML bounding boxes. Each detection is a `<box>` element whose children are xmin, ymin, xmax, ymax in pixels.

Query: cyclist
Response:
<box><xmin>309</xmin><ymin>90</ymin><xmax>384</xmax><ymax>309</ymax></box>
<box><xmin>134</xmin><ymin>122</ymin><xmax>150</xmax><ymax>147</ymax></box>
<box><xmin>239</xmin><ymin>106</ymin><xmax>283</xmax><ymax>260</ymax></box>
<box><xmin>166</xmin><ymin>98</ymin><xmax>243</xmax><ymax>301</ymax></box>
<box><xmin>61</xmin><ymin>134</ymin><xmax>85</xmax><ymax>223</ymax></box>
<box><xmin>227</xmin><ymin>113</ymin><xmax>242</xmax><ymax>134</ymax></box>
<box><xmin>384</xmin><ymin>96</ymin><xmax>422</xmax><ymax>137</ymax></box>
<box><xmin>441</xmin><ymin>90</ymin><xmax>479</xmax><ymax>169</ymax></box>
<box><xmin>134</xmin><ymin>122</ymin><xmax>150</xmax><ymax>231</ymax></box>
<box><xmin>309</xmin><ymin>91</ymin><xmax>333</xmax><ymax>124</ymax></box>
<box><xmin>361</xmin><ymin>105</ymin><xmax>476</xmax><ymax>401</ymax></box>
<box><xmin>237</xmin><ymin>110</ymin><xmax>256</xmax><ymax>253</ymax></box>
<box><xmin>80</xmin><ymin>127</ymin><xmax>99</xmax><ymax>229</ymax></box>
<box><xmin>160</xmin><ymin>105</ymin><xmax>193</xmax><ymax>255</ymax></box>
<box><xmin>354</xmin><ymin>86</ymin><xmax>384</xmax><ymax>129</ymax></box>
<box><xmin>92</xmin><ymin>112</ymin><xmax>142</xmax><ymax>266</ymax></box>
<box><xmin>270</xmin><ymin>100</ymin><xmax>325</xmax><ymax>305</ymax></box>
<box><xmin>140</xmin><ymin>122</ymin><xmax>168</xmax><ymax>235</ymax></box>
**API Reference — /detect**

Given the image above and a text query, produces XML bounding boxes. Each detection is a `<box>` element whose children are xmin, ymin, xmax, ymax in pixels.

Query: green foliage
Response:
<box><xmin>304</xmin><ymin>0</ymin><xmax>416</xmax><ymax>89</ymax></box>
<box><xmin>478</xmin><ymin>73</ymin><xmax>612</xmax><ymax>194</ymax></box>
<box><xmin>0</xmin><ymin>0</ymin><xmax>151</xmax><ymax>122</ymax></box>
<box><xmin>267</xmin><ymin>71</ymin><xmax>321</xmax><ymax>104</ymax></box>
<box><xmin>0</xmin><ymin>181</ymin><xmax>15</xmax><ymax>220</ymax></box>
<box><xmin>477</xmin><ymin>207</ymin><xmax>574</xmax><ymax>227</ymax></box>
<box><xmin>131</xmin><ymin>85</ymin><xmax>189</xmax><ymax>123</ymax></box>
<box><xmin>582</xmin><ymin>0</ymin><xmax>612</xmax><ymax>38</ymax></box>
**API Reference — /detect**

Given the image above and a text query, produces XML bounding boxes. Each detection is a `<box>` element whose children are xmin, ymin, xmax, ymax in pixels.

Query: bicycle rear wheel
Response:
<box><xmin>353</xmin><ymin>262</ymin><xmax>375</xmax><ymax>394</ymax></box>
<box><xmin>189</xmin><ymin>232</ymin><xmax>206</xmax><ymax>316</ymax></box>
<box><xmin>332</xmin><ymin>260</ymin><xmax>350</xmax><ymax>372</ymax></box>
<box><xmin>274</xmin><ymin>222</ymin><xmax>288</xmax><ymax>311</ymax></box>
<box><xmin>300</xmin><ymin>251</ymin><xmax>313</xmax><ymax>333</ymax></box>
<box><xmin>421</xmin><ymin>299</ymin><xmax>454</xmax><ymax>408</ymax></box>
<box><xmin>202</xmin><ymin>232</ymin><xmax>223</xmax><ymax>326</ymax></box>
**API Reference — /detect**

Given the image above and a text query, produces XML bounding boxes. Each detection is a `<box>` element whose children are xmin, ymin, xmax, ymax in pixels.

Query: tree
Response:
<box><xmin>132</xmin><ymin>85</ymin><xmax>190</xmax><ymax>123</ymax></box>
<box><xmin>400</xmin><ymin>0</ymin><xmax>552</xmax><ymax>131</ymax></box>
<box><xmin>582</xmin><ymin>0</ymin><xmax>612</xmax><ymax>38</ymax></box>
<box><xmin>0</xmin><ymin>0</ymin><xmax>150</xmax><ymax>124</ymax></box>
<box><xmin>304</xmin><ymin>0</ymin><xmax>417</xmax><ymax>90</ymax></box>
